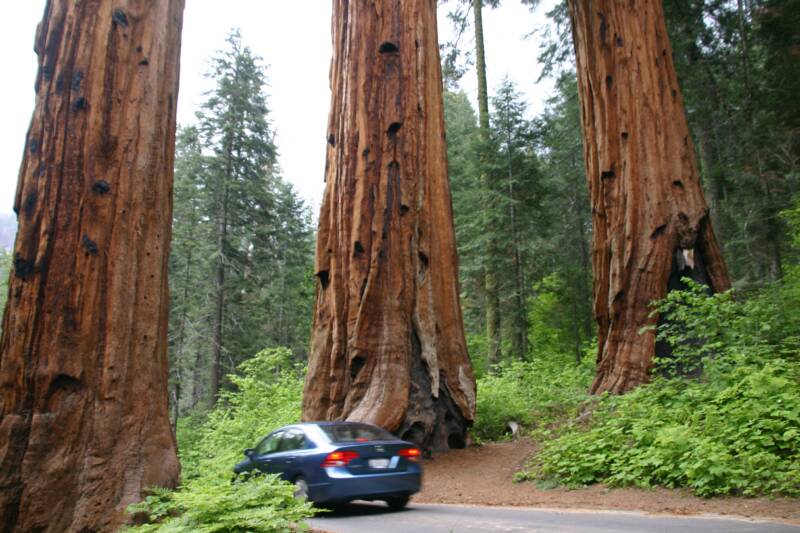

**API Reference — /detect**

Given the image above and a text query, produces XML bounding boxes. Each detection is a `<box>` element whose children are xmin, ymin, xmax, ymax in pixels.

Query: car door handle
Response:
<box><xmin>285</xmin><ymin>456</ymin><xmax>297</xmax><ymax>463</ymax></box>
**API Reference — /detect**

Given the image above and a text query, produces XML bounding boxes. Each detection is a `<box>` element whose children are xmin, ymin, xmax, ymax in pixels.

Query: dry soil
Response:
<box><xmin>415</xmin><ymin>438</ymin><xmax>800</xmax><ymax>524</ymax></box>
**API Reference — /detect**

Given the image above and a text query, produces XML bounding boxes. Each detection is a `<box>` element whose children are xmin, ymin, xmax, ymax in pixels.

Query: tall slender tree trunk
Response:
<box><xmin>211</xmin><ymin>148</ymin><xmax>232</xmax><ymax>405</ymax></box>
<box><xmin>210</xmin><ymin>182</ymin><xmax>227</xmax><ymax>405</ymax></box>
<box><xmin>302</xmin><ymin>0</ymin><xmax>476</xmax><ymax>451</ymax></box>
<box><xmin>696</xmin><ymin>124</ymin><xmax>724</xmax><ymax>243</ymax></box>
<box><xmin>572</xmin><ymin>152</ymin><xmax>593</xmax><ymax>342</ymax></box>
<box><xmin>171</xmin><ymin>248</ymin><xmax>193</xmax><ymax>427</ymax></box>
<box><xmin>568</xmin><ymin>0</ymin><xmax>730</xmax><ymax>394</ymax></box>
<box><xmin>507</xmin><ymin>138</ymin><xmax>527</xmax><ymax>360</ymax></box>
<box><xmin>0</xmin><ymin>1</ymin><xmax>184</xmax><ymax>531</ymax></box>
<box><xmin>472</xmin><ymin>0</ymin><xmax>502</xmax><ymax>364</ymax></box>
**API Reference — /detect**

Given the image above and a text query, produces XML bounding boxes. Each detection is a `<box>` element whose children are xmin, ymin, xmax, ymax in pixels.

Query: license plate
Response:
<box><xmin>368</xmin><ymin>458</ymin><xmax>391</xmax><ymax>469</ymax></box>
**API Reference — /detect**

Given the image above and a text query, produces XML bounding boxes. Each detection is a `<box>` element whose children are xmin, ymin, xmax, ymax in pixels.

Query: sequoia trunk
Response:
<box><xmin>302</xmin><ymin>0</ymin><xmax>476</xmax><ymax>451</ymax></box>
<box><xmin>567</xmin><ymin>0</ymin><xmax>730</xmax><ymax>394</ymax></box>
<box><xmin>0</xmin><ymin>1</ymin><xmax>184</xmax><ymax>531</ymax></box>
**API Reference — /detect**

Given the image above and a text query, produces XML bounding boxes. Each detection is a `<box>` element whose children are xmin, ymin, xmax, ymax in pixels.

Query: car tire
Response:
<box><xmin>385</xmin><ymin>495</ymin><xmax>409</xmax><ymax>510</ymax></box>
<box><xmin>293</xmin><ymin>476</ymin><xmax>310</xmax><ymax>500</ymax></box>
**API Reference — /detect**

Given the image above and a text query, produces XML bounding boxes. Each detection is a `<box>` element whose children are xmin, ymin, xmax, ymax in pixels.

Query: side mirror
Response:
<box><xmin>244</xmin><ymin>448</ymin><xmax>255</xmax><ymax>458</ymax></box>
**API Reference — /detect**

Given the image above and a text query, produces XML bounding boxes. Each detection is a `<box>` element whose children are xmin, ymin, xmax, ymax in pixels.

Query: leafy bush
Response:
<box><xmin>124</xmin><ymin>348</ymin><xmax>314</xmax><ymax>532</ymax></box>
<box><xmin>519</xmin><ymin>278</ymin><xmax>800</xmax><ymax>497</ymax></box>
<box><xmin>474</xmin><ymin>354</ymin><xmax>593</xmax><ymax>441</ymax></box>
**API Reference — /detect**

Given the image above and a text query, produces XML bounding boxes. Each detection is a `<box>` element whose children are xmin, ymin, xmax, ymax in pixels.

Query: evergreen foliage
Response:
<box><xmin>661</xmin><ymin>0</ymin><xmax>799</xmax><ymax>282</ymax></box>
<box><xmin>123</xmin><ymin>348</ymin><xmax>312</xmax><ymax>532</ymax></box>
<box><xmin>167</xmin><ymin>31</ymin><xmax>315</xmax><ymax>414</ymax></box>
<box><xmin>445</xmin><ymin>75</ymin><xmax>592</xmax><ymax>365</ymax></box>
<box><xmin>474</xmin><ymin>354</ymin><xmax>593</xmax><ymax>442</ymax></box>
<box><xmin>0</xmin><ymin>248</ymin><xmax>11</xmax><ymax>332</ymax></box>
<box><xmin>518</xmin><ymin>277</ymin><xmax>800</xmax><ymax>497</ymax></box>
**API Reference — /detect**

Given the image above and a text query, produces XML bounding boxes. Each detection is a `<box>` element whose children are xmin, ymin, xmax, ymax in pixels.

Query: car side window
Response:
<box><xmin>255</xmin><ymin>431</ymin><xmax>283</xmax><ymax>455</ymax></box>
<box><xmin>277</xmin><ymin>429</ymin><xmax>306</xmax><ymax>452</ymax></box>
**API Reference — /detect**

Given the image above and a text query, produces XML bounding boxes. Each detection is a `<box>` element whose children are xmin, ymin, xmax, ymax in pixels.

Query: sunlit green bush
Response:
<box><xmin>474</xmin><ymin>354</ymin><xmax>594</xmax><ymax>442</ymax></box>
<box><xmin>519</xmin><ymin>277</ymin><xmax>800</xmax><ymax>497</ymax></box>
<box><xmin>124</xmin><ymin>347</ymin><xmax>313</xmax><ymax>532</ymax></box>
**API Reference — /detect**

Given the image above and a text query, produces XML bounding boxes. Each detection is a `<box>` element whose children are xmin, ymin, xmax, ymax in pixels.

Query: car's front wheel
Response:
<box><xmin>293</xmin><ymin>476</ymin><xmax>309</xmax><ymax>500</ymax></box>
<box><xmin>385</xmin><ymin>495</ymin><xmax>409</xmax><ymax>510</ymax></box>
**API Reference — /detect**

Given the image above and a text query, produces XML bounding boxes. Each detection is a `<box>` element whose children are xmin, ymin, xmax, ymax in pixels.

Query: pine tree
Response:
<box><xmin>487</xmin><ymin>78</ymin><xmax>542</xmax><ymax>360</ymax></box>
<box><xmin>168</xmin><ymin>31</ymin><xmax>315</xmax><ymax>411</ymax></box>
<box><xmin>535</xmin><ymin>73</ymin><xmax>593</xmax><ymax>362</ymax></box>
<box><xmin>169</xmin><ymin>126</ymin><xmax>214</xmax><ymax>419</ymax></box>
<box><xmin>196</xmin><ymin>30</ymin><xmax>280</xmax><ymax>402</ymax></box>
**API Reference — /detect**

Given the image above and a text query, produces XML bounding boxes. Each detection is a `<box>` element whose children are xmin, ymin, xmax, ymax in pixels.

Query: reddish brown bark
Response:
<box><xmin>0</xmin><ymin>1</ymin><xmax>184</xmax><ymax>531</ymax></box>
<box><xmin>567</xmin><ymin>0</ymin><xmax>730</xmax><ymax>394</ymax></box>
<box><xmin>302</xmin><ymin>0</ymin><xmax>476</xmax><ymax>451</ymax></box>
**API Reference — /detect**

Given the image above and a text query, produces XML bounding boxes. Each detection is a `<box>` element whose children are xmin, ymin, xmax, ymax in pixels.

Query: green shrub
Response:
<box><xmin>124</xmin><ymin>347</ymin><xmax>314</xmax><ymax>532</ymax></box>
<box><xmin>519</xmin><ymin>277</ymin><xmax>800</xmax><ymax>497</ymax></box>
<box><xmin>474</xmin><ymin>354</ymin><xmax>593</xmax><ymax>441</ymax></box>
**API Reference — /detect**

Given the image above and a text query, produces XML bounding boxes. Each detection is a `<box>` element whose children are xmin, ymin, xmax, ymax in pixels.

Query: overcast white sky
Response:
<box><xmin>0</xmin><ymin>1</ymin><xmax>556</xmax><ymax>216</ymax></box>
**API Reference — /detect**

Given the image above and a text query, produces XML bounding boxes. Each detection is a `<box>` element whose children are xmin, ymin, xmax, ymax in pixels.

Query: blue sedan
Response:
<box><xmin>233</xmin><ymin>421</ymin><xmax>422</xmax><ymax>508</ymax></box>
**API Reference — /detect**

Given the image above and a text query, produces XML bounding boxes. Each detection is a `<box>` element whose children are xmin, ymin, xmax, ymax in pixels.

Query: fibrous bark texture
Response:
<box><xmin>0</xmin><ymin>1</ymin><xmax>184</xmax><ymax>531</ymax></box>
<box><xmin>568</xmin><ymin>0</ymin><xmax>731</xmax><ymax>394</ymax></box>
<box><xmin>302</xmin><ymin>0</ymin><xmax>476</xmax><ymax>451</ymax></box>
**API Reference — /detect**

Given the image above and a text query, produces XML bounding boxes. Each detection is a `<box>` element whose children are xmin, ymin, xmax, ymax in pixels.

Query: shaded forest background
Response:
<box><xmin>156</xmin><ymin>0</ymin><xmax>799</xmax><ymax>417</ymax></box>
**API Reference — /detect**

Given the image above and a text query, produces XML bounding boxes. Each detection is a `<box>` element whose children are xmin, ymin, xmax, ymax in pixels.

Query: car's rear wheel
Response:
<box><xmin>385</xmin><ymin>495</ymin><xmax>409</xmax><ymax>509</ymax></box>
<box><xmin>293</xmin><ymin>476</ymin><xmax>309</xmax><ymax>500</ymax></box>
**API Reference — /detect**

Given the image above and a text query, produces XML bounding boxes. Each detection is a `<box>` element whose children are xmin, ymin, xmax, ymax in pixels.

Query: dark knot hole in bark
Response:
<box><xmin>353</xmin><ymin>241</ymin><xmax>365</xmax><ymax>256</ymax></box>
<box><xmin>598</xmin><ymin>12</ymin><xmax>607</xmax><ymax>44</ymax></box>
<box><xmin>418</xmin><ymin>252</ymin><xmax>429</xmax><ymax>282</ymax></box>
<box><xmin>92</xmin><ymin>180</ymin><xmax>111</xmax><ymax>195</ymax></box>
<box><xmin>386</xmin><ymin>122</ymin><xmax>402</xmax><ymax>141</ymax></box>
<box><xmin>82</xmin><ymin>235</ymin><xmax>99</xmax><ymax>256</ymax></box>
<box><xmin>601</xmin><ymin>169</ymin><xmax>615</xmax><ymax>180</ymax></box>
<box><xmin>379</xmin><ymin>41</ymin><xmax>399</xmax><ymax>54</ymax></box>
<box><xmin>672</xmin><ymin>180</ymin><xmax>685</xmax><ymax>190</ymax></box>
<box><xmin>651</xmin><ymin>224</ymin><xmax>667</xmax><ymax>239</ymax></box>
<box><xmin>350</xmin><ymin>355</ymin><xmax>366</xmax><ymax>380</ymax></box>
<box><xmin>72</xmin><ymin>71</ymin><xmax>83</xmax><ymax>90</ymax></box>
<box><xmin>24</xmin><ymin>192</ymin><xmax>37</xmax><ymax>218</ymax></box>
<box><xmin>45</xmin><ymin>373</ymin><xmax>83</xmax><ymax>411</ymax></box>
<box><xmin>316</xmin><ymin>270</ymin><xmax>330</xmax><ymax>290</ymax></box>
<box><xmin>327</xmin><ymin>133</ymin><xmax>335</xmax><ymax>147</ymax></box>
<box><xmin>418</xmin><ymin>252</ymin><xmax>429</xmax><ymax>269</ymax></box>
<box><xmin>13</xmin><ymin>255</ymin><xmax>35</xmax><ymax>280</ymax></box>
<box><xmin>112</xmin><ymin>9</ymin><xmax>129</xmax><ymax>28</ymax></box>
<box><xmin>72</xmin><ymin>97</ymin><xmax>88</xmax><ymax>112</ymax></box>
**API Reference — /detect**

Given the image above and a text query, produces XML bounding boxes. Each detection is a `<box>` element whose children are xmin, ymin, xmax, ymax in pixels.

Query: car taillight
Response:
<box><xmin>321</xmin><ymin>450</ymin><xmax>360</xmax><ymax>468</ymax></box>
<box><xmin>398</xmin><ymin>448</ymin><xmax>421</xmax><ymax>462</ymax></box>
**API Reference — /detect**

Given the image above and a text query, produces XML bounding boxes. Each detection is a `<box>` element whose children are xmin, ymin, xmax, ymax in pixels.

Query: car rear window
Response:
<box><xmin>320</xmin><ymin>423</ymin><xmax>396</xmax><ymax>443</ymax></box>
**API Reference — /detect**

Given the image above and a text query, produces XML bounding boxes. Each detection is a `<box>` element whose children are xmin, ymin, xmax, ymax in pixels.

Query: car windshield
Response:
<box><xmin>320</xmin><ymin>423</ymin><xmax>396</xmax><ymax>443</ymax></box>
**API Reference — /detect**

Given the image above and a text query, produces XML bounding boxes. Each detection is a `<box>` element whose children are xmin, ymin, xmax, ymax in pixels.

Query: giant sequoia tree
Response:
<box><xmin>302</xmin><ymin>0</ymin><xmax>476</xmax><ymax>450</ymax></box>
<box><xmin>0</xmin><ymin>1</ymin><xmax>184</xmax><ymax>531</ymax></box>
<box><xmin>568</xmin><ymin>0</ymin><xmax>731</xmax><ymax>394</ymax></box>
